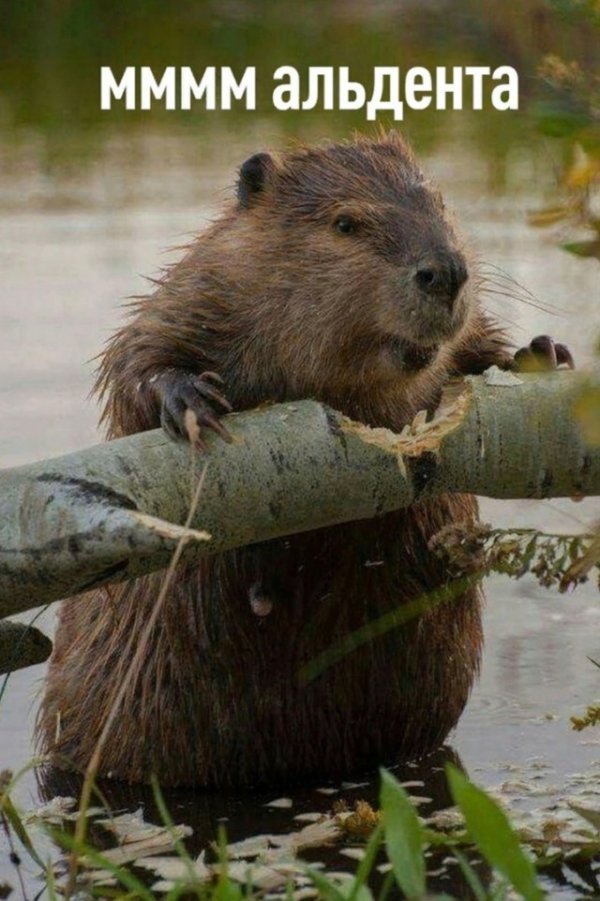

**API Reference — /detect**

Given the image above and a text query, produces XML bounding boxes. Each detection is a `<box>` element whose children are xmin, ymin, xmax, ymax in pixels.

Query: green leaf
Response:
<box><xmin>447</xmin><ymin>765</ymin><xmax>543</xmax><ymax>901</ymax></box>
<box><xmin>561</xmin><ymin>239</ymin><xmax>600</xmax><ymax>259</ymax></box>
<box><xmin>533</xmin><ymin>99</ymin><xmax>591</xmax><ymax>137</ymax></box>
<box><xmin>213</xmin><ymin>877</ymin><xmax>243</xmax><ymax>901</ymax></box>
<box><xmin>164</xmin><ymin>886</ymin><xmax>194</xmax><ymax>901</ymax></box>
<box><xmin>304</xmin><ymin>866</ymin><xmax>350</xmax><ymax>901</ymax></box>
<box><xmin>213</xmin><ymin>826</ymin><xmax>244</xmax><ymax>901</ymax></box>
<box><xmin>343</xmin><ymin>885</ymin><xmax>374</xmax><ymax>901</ymax></box>
<box><xmin>380</xmin><ymin>768</ymin><xmax>426</xmax><ymax>900</ymax></box>
<box><xmin>570</xmin><ymin>803</ymin><xmax>600</xmax><ymax>833</ymax></box>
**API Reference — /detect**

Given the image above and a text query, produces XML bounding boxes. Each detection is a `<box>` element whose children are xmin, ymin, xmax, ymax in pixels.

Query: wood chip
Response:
<box><xmin>482</xmin><ymin>365</ymin><xmax>523</xmax><ymax>387</ymax></box>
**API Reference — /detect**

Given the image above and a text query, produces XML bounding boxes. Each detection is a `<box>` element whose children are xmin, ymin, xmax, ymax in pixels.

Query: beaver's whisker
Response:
<box><xmin>477</xmin><ymin>262</ymin><xmax>566</xmax><ymax>317</ymax></box>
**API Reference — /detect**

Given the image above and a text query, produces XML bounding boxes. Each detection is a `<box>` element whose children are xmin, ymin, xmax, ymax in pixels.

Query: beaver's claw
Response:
<box><xmin>513</xmin><ymin>335</ymin><xmax>575</xmax><ymax>372</ymax></box>
<box><xmin>158</xmin><ymin>370</ymin><xmax>233</xmax><ymax>450</ymax></box>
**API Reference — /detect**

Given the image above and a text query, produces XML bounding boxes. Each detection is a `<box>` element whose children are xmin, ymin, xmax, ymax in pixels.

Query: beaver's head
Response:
<box><xmin>231</xmin><ymin>132</ymin><xmax>475</xmax><ymax>401</ymax></box>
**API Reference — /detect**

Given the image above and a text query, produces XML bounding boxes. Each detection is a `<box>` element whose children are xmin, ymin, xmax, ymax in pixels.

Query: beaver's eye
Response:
<box><xmin>334</xmin><ymin>215</ymin><xmax>357</xmax><ymax>235</ymax></box>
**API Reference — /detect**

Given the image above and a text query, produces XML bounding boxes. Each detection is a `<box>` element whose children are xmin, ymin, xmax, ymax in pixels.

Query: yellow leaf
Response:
<box><xmin>573</xmin><ymin>386</ymin><xmax>600</xmax><ymax>446</ymax></box>
<box><xmin>564</xmin><ymin>144</ymin><xmax>600</xmax><ymax>190</ymax></box>
<box><xmin>526</xmin><ymin>206</ymin><xmax>571</xmax><ymax>227</ymax></box>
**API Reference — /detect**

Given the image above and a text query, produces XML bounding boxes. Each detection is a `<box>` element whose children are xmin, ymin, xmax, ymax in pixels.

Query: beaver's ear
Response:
<box><xmin>237</xmin><ymin>153</ymin><xmax>275</xmax><ymax>208</ymax></box>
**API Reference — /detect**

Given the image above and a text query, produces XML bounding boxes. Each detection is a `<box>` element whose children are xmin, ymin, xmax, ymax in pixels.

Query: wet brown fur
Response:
<box><xmin>38</xmin><ymin>132</ymin><xmax>511</xmax><ymax>787</ymax></box>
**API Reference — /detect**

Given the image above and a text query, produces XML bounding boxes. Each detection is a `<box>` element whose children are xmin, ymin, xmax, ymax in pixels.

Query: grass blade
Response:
<box><xmin>452</xmin><ymin>848</ymin><xmax>487</xmax><ymax>901</ymax></box>
<box><xmin>447</xmin><ymin>765</ymin><xmax>543</xmax><ymax>901</ymax></box>
<box><xmin>379</xmin><ymin>768</ymin><xmax>425</xmax><ymax>900</ymax></box>
<box><xmin>0</xmin><ymin>792</ymin><xmax>44</xmax><ymax>869</ymax></box>
<box><xmin>348</xmin><ymin>822</ymin><xmax>383</xmax><ymax>901</ymax></box>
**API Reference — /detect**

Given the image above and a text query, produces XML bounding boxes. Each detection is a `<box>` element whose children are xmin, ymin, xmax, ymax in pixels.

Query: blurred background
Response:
<box><xmin>1</xmin><ymin>0</ymin><xmax>599</xmax><ymax>465</ymax></box>
<box><xmin>0</xmin><ymin>0</ymin><xmax>599</xmax><ymax>892</ymax></box>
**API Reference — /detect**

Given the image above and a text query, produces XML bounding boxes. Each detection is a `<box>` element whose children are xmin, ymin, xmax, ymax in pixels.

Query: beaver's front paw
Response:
<box><xmin>513</xmin><ymin>335</ymin><xmax>575</xmax><ymax>372</ymax></box>
<box><xmin>157</xmin><ymin>370</ymin><xmax>233</xmax><ymax>450</ymax></box>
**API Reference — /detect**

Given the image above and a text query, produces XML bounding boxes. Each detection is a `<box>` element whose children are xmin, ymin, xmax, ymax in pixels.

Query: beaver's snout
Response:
<box><xmin>414</xmin><ymin>249</ymin><xmax>468</xmax><ymax>309</ymax></box>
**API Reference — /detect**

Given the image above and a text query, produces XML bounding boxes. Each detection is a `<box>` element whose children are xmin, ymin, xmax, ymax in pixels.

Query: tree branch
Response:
<box><xmin>0</xmin><ymin>373</ymin><xmax>597</xmax><ymax>632</ymax></box>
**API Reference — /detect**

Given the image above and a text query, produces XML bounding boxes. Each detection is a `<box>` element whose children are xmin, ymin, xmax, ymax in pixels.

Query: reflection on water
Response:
<box><xmin>0</xmin><ymin>122</ymin><xmax>599</xmax><ymax>899</ymax></box>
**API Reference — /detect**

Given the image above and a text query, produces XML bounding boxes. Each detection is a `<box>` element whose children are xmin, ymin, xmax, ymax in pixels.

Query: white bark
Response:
<box><xmin>0</xmin><ymin>373</ymin><xmax>597</xmax><ymax>642</ymax></box>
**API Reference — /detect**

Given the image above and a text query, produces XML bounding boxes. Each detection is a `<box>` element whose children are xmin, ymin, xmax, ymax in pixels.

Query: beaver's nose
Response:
<box><xmin>415</xmin><ymin>251</ymin><xmax>468</xmax><ymax>307</ymax></box>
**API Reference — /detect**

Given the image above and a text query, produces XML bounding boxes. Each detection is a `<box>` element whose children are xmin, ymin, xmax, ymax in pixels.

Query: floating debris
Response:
<box><xmin>24</xmin><ymin>796</ymin><xmax>77</xmax><ymax>824</ymax></box>
<box><xmin>225</xmin><ymin>834</ymin><xmax>278</xmax><ymax>860</ymax></box>
<box><xmin>265</xmin><ymin>797</ymin><xmax>293</xmax><ymax>809</ymax></box>
<box><xmin>82</xmin><ymin>808</ymin><xmax>192</xmax><ymax>868</ymax></box>
<box><xmin>25</xmin><ymin>796</ymin><xmax>105</xmax><ymax>825</ymax></box>
<box><xmin>339</xmin><ymin>847</ymin><xmax>365</xmax><ymax>862</ymax></box>
<box><xmin>293</xmin><ymin>812</ymin><xmax>324</xmax><ymax>824</ymax></box>
<box><xmin>36</xmin><ymin>751</ymin><xmax>600</xmax><ymax>898</ymax></box>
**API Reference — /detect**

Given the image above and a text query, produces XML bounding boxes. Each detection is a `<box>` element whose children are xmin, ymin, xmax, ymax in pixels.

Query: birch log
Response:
<box><xmin>0</xmin><ymin>372</ymin><xmax>598</xmax><ymax>630</ymax></box>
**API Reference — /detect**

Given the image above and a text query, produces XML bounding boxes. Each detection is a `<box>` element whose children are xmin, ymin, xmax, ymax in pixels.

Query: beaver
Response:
<box><xmin>37</xmin><ymin>132</ymin><xmax>572</xmax><ymax>787</ymax></box>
